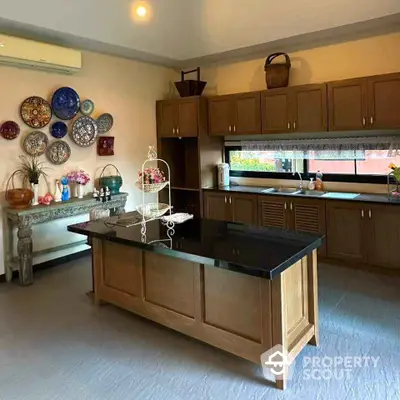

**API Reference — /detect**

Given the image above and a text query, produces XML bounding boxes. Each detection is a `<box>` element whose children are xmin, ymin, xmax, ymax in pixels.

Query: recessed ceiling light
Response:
<box><xmin>136</xmin><ymin>6</ymin><xmax>147</xmax><ymax>17</ymax></box>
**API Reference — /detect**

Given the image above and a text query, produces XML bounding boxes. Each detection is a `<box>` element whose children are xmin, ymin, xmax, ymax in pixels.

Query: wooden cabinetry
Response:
<box><xmin>258</xmin><ymin>195</ymin><xmax>288</xmax><ymax>228</ymax></box>
<box><xmin>204</xmin><ymin>191</ymin><xmax>257</xmax><ymax>225</ymax></box>
<box><xmin>157</xmin><ymin>97</ymin><xmax>204</xmax><ymax>137</ymax></box>
<box><xmin>261</xmin><ymin>84</ymin><xmax>327</xmax><ymax>134</ymax></box>
<box><xmin>208</xmin><ymin>92</ymin><xmax>261</xmax><ymax>136</ymax></box>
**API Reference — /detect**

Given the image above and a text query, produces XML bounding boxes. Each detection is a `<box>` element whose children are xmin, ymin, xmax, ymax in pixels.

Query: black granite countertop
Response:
<box><xmin>204</xmin><ymin>186</ymin><xmax>400</xmax><ymax>205</ymax></box>
<box><xmin>68</xmin><ymin>213</ymin><xmax>323</xmax><ymax>280</ymax></box>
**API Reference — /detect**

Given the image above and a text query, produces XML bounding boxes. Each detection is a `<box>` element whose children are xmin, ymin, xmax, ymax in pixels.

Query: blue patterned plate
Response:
<box><xmin>80</xmin><ymin>99</ymin><xmax>95</xmax><ymax>116</ymax></box>
<box><xmin>51</xmin><ymin>87</ymin><xmax>80</xmax><ymax>120</ymax></box>
<box><xmin>97</xmin><ymin>113</ymin><xmax>114</xmax><ymax>134</ymax></box>
<box><xmin>50</xmin><ymin>121</ymin><xmax>68</xmax><ymax>139</ymax></box>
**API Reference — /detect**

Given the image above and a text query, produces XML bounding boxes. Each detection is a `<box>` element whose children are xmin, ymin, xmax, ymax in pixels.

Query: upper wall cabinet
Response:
<box><xmin>157</xmin><ymin>97</ymin><xmax>206</xmax><ymax>138</ymax></box>
<box><xmin>261</xmin><ymin>84</ymin><xmax>327</xmax><ymax>134</ymax></box>
<box><xmin>328</xmin><ymin>73</ymin><xmax>400</xmax><ymax>131</ymax></box>
<box><xmin>208</xmin><ymin>92</ymin><xmax>261</xmax><ymax>136</ymax></box>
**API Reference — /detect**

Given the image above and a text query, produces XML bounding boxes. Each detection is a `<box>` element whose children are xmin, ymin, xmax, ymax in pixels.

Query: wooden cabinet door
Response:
<box><xmin>290</xmin><ymin>198</ymin><xmax>327</xmax><ymax>256</ymax></box>
<box><xmin>261</xmin><ymin>89</ymin><xmax>290</xmax><ymax>134</ymax></box>
<box><xmin>326</xmin><ymin>201</ymin><xmax>365</xmax><ymax>262</ymax></box>
<box><xmin>177</xmin><ymin>99</ymin><xmax>198</xmax><ymax>137</ymax></box>
<box><xmin>258</xmin><ymin>196</ymin><xmax>290</xmax><ymax>228</ymax></box>
<box><xmin>157</xmin><ymin>101</ymin><xmax>177</xmax><ymax>137</ymax></box>
<box><xmin>230</xmin><ymin>194</ymin><xmax>258</xmax><ymax>225</ymax></box>
<box><xmin>367</xmin><ymin>205</ymin><xmax>400</xmax><ymax>269</ymax></box>
<box><xmin>367</xmin><ymin>73</ymin><xmax>400</xmax><ymax>129</ymax></box>
<box><xmin>327</xmin><ymin>78</ymin><xmax>367</xmax><ymax>131</ymax></box>
<box><xmin>291</xmin><ymin>84</ymin><xmax>327</xmax><ymax>132</ymax></box>
<box><xmin>208</xmin><ymin>95</ymin><xmax>233</xmax><ymax>136</ymax></box>
<box><xmin>233</xmin><ymin>92</ymin><xmax>261</xmax><ymax>135</ymax></box>
<box><xmin>204</xmin><ymin>192</ymin><xmax>229</xmax><ymax>221</ymax></box>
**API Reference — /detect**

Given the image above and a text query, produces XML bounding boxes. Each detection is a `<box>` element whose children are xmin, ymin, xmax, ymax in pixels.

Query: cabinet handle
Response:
<box><xmin>284</xmin><ymin>202</ymin><xmax>287</xmax><ymax>210</ymax></box>
<box><xmin>293</xmin><ymin>121</ymin><xmax>296</xmax><ymax>131</ymax></box>
<box><xmin>229</xmin><ymin>197</ymin><xmax>232</xmax><ymax>204</ymax></box>
<box><xmin>233</xmin><ymin>125</ymin><xmax>236</xmax><ymax>132</ymax></box>
<box><xmin>172</xmin><ymin>128</ymin><xmax>175</xmax><ymax>135</ymax></box>
<box><xmin>370</xmin><ymin>116</ymin><xmax>374</xmax><ymax>125</ymax></box>
<box><xmin>290</xmin><ymin>202</ymin><xmax>293</xmax><ymax>211</ymax></box>
<box><xmin>369</xmin><ymin>209</ymin><xmax>372</xmax><ymax>219</ymax></box>
<box><xmin>176</xmin><ymin>127</ymin><xmax>179</xmax><ymax>135</ymax></box>
<box><xmin>361</xmin><ymin>209</ymin><xmax>364</xmax><ymax>218</ymax></box>
<box><xmin>229</xmin><ymin>125</ymin><xmax>232</xmax><ymax>132</ymax></box>
<box><xmin>224</xmin><ymin>196</ymin><xmax>227</xmax><ymax>204</ymax></box>
<box><xmin>362</xmin><ymin>117</ymin><xmax>366</xmax><ymax>127</ymax></box>
<box><xmin>287</xmin><ymin>122</ymin><xmax>291</xmax><ymax>130</ymax></box>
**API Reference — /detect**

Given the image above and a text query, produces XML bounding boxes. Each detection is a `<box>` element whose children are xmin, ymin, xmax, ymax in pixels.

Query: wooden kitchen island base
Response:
<box><xmin>92</xmin><ymin>238</ymin><xmax>319</xmax><ymax>390</ymax></box>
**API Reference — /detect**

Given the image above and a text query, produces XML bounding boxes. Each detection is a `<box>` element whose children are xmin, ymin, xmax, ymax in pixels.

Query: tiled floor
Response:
<box><xmin>0</xmin><ymin>257</ymin><xmax>399</xmax><ymax>400</ymax></box>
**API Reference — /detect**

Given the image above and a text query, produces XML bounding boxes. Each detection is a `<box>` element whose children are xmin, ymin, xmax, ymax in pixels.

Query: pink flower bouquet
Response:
<box><xmin>138</xmin><ymin>167</ymin><xmax>166</xmax><ymax>185</ymax></box>
<box><xmin>67</xmin><ymin>169</ymin><xmax>91</xmax><ymax>186</ymax></box>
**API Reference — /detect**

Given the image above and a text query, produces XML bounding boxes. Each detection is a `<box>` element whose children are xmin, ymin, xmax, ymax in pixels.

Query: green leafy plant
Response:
<box><xmin>16</xmin><ymin>155</ymin><xmax>49</xmax><ymax>184</ymax></box>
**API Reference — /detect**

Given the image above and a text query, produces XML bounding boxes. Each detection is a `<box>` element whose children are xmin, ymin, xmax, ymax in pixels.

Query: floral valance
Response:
<box><xmin>238</xmin><ymin>136</ymin><xmax>400</xmax><ymax>160</ymax></box>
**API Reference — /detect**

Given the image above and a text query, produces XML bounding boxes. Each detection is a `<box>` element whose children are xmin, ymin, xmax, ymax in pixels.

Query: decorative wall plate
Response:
<box><xmin>23</xmin><ymin>131</ymin><xmax>49</xmax><ymax>156</ymax></box>
<box><xmin>80</xmin><ymin>99</ymin><xmax>95</xmax><ymax>115</ymax></box>
<box><xmin>71</xmin><ymin>116</ymin><xmax>98</xmax><ymax>147</ymax></box>
<box><xmin>51</xmin><ymin>87</ymin><xmax>80</xmax><ymax>120</ymax></box>
<box><xmin>46</xmin><ymin>140</ymin><xmax>71</xmax><ymax>165</ymax></box>
<box><xmin>50</xmin><ymin>121</ymin><xmax>68</xmax><ymax>139</ymax></box>
<box><xmin>97</xmin><ymin>113</ymin><xmax>114</xmax><ymax>133</ymax></box>
<box><xmin>0</xmin><ymin>121</ymin><xmax>20</xmax><ymax>140</ymax></box>
<box><xmin>98</xmin><ymin>136</ymin><xmax>115</xmax><ymax>156</ymax></box>
<box><xmin>20</xmin><ymin>96</ymin><xmax>52</xmax><ymax>128</ymax></box>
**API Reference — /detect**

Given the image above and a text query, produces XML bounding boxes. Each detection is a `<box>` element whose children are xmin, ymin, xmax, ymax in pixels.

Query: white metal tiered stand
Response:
<box><xmin>135</xmin><ymin>146</ymin><xmax>175</xmax><ymax>245</ymax></box>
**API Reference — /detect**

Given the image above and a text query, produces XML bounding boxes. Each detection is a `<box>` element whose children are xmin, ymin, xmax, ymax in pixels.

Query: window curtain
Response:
<box><xmin>238</xmin><ymin>136</ymin><xmax>400</xmax><ymax>160</ymax></box>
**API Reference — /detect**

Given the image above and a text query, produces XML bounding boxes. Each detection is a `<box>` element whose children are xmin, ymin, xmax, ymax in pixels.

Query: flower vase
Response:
<box><xmin>31</xmin><ymin>183</ymin><xmax>39</xmax><ymax>206</ymax></box>
<box><xmin>78</xmin><ymin>184</ymin><xmax>84</xmax><ymax>199</ymax></box>
<box><xmin>73</xmin><ymin>183</ymin><xmax>79</xmax><ymax>198</ymax></box>
<box><xmin>54</xmin><ymin>180</ymin><xmax>62</xmax><ymax>202</ymax></box>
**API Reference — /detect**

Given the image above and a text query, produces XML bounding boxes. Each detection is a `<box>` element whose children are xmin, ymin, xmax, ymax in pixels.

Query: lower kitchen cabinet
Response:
<box><xmin>258</xmin><ymin>196</ymin><xmax>289</xmax><ymax>229</ymax></box>
<box><xmin>204</xmin><ymin>191</ymin><xmax>258</xmax><ymax>225</ymax></box>
<box><xmin>326</xmin><ymin>202</ymin><xmax>365</xmax><ymax>262</ymax></box>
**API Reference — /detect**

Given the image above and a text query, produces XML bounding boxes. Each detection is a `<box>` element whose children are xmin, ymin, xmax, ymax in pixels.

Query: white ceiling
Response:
<box><xmin>0</xmin><ymin>0</ymin><xmax>399</xmax><ymax>67</ymax></box>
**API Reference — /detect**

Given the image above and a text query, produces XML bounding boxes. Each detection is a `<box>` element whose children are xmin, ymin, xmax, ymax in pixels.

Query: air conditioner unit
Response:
<box><xmin>0</xmin><ymin>34</ymin><xmax>82</xmax><ymax>74</ymax></box>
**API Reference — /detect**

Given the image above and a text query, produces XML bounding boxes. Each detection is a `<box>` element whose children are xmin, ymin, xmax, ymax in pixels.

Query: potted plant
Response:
<box><xmin>17</xmin><ymin>155</ymin><xmax>49</xmax><ymax>206</ymax></box>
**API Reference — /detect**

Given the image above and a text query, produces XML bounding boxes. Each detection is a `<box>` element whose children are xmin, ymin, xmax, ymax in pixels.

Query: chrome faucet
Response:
<box><xmin>293</xmin><ymin>171</ymin><xmax>304</xmax><ymax>190</ymax></box>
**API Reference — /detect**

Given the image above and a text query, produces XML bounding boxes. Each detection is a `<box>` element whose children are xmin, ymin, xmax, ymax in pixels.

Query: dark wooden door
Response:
<box><xmin>261</xmin><ymin>89</ymin><xmax>291</xmax><ymax>134</ymax></box>
<box><xmin>208</xmin><ymin>95</ymin><xmax>233</xmax><ymax>136</ymax></box>
<box><xmin>258</xmin><ymin>196</ymin><xmax>290</xmax><ymax>228</ymax></box>
<box><xmin>230</xmin><ymin>194</ymin><xmax>258</xmax><ymax>225</ymax></box>
<box><xmin>233</xmin><ymin>92</ymin><xmax>261</xmax><ymax>135</ymax></box>
<box><xmin>367</xmin><ymin>73</ymin><xmax>400</xmax><ymax>129</ymax></box>
<box><xmin>327</xmin><ymin>78</ymin><xmax>368</xmax><ymax>131</ymax></box>
<box><xmin>291</xmin><ymin>84</ymin><xmax>328</xmax><ymax>132</ymax></box>
<box><xmin>157</xmin><ymin>101</ymin><xmax>177</xmax><ymax>137</ymax></box>
<box><xmin>290</xmin><ymin>198</ymin><xmax>327</xmax><ymax>256</ymax></box>
<box><xmin>204</xmin><ymin>192</ymin><xmax>229</xmax><ymax>221</ymax></box>
<box><xmin>326</xmin><ymin>201</ymin><xmax>365</xmax><ymax>262</ymax></box>
<box><xmin>367</xmin><ymin>205</ymin><xmax>400</xmax><ymax>269</ymax></box>
<box><xmin>177</xmin><ymin>99</ymin><xmax>198</xmax><ymax>137</ymax></box>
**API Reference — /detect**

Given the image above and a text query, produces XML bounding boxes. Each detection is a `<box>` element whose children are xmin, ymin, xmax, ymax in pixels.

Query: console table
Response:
<box><xmin>3</xmin><ymin>193</ymin><xmax>128</xmax><ymax>286</ymax></box>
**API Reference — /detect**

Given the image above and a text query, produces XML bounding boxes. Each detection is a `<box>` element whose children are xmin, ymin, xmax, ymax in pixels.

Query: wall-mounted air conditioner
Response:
<box><xmin>0</xmin><ymin>34</ymin><xmax>82</xmax><ymax>74</ymax></box>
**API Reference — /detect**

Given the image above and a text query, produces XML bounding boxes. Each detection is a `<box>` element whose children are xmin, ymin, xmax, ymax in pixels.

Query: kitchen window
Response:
<box><xmin>226</xmin><ymin>145</ymin><xmax>400</xmax><ymax>184</ymax></box>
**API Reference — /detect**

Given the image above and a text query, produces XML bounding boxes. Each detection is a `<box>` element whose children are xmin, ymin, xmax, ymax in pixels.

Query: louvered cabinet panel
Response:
<box><xmin>258</xmin><ymin>196</ymin><xmax>288</xmax><ymax>229</ymax></box>
<box><xmin>292</xmin><ymin>199</ymin><xmax>326</xmax><ymax>256</ymax></box>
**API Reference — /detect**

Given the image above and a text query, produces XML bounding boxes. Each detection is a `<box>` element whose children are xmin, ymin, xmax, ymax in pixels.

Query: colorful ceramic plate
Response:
<box><xmin>0</xmin><ymin>121</ymin><xmax>20</xmax><ymax>140</ymax></box>
<box><xmin>50</xmin><ymin>121</ymin><xmax>68</xmax><ymax>139</ymax></box>
<box><xmin>97</xmin><ymin>113</ymin><xmax>114</xmax><ymax>134</ymax></box>
<box><xmin>20</xmin><ymin>96</ymin><xmax>52</xmax><ymax>128</ymax></box>
<box><xmin>51</xmin><ymin>87</ymin><xmax>80</xmax><ymax>120</ymax></box>
<box><xmin>23</xmin><ymin>131</ymin><xmax>49</xmax><ymax>156</ymax></box>
<box><xmin>46</xmin><ymin>140</ymin><xmax>71</xmax><ymax>165</ymax></box>
<box><xmin>80</xmin><ymin>99</ymin><xmax>95</xmax><ymax>115</ymax></box>
<box><xmin>71</xmin><ymin>116</ymin><xmax>98</xmax><ymax>147</ymax></box>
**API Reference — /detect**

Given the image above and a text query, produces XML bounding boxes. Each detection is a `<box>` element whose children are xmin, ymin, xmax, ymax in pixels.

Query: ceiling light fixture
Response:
<box><xmin>136</xmin><ymin>6</ymin><xmax>147</xmax><ymax>17</ymax></box>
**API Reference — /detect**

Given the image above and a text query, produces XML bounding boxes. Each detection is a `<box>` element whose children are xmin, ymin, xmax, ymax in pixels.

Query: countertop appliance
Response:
<box><xmin>218</xmin><ymin>163</ymin><xmax>230</xmax><ymax>187</ymax></box>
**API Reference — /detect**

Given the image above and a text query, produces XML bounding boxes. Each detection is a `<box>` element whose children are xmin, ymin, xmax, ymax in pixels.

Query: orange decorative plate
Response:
<box><xmin>20</xmin><ymin>96</ymin><xmax>52</xmax><ymax>128</ymax></box>
<box><xmin>0</xmin><ymin>121</ymin><xmax>20</xmax><ymax>140</ymax></box>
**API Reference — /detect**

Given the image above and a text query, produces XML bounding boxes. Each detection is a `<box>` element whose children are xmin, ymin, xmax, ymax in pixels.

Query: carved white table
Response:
<box><xmin>4</xmin><ymin>193</ymin><xmax>128</xmax><ymax>286</ymax></box>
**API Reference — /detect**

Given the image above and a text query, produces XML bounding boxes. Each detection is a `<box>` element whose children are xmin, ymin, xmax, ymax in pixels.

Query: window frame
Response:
<box><xmin>225</xmin><ymin>146</ymin><xmax>387</xmax><ymax>184</ymax></box>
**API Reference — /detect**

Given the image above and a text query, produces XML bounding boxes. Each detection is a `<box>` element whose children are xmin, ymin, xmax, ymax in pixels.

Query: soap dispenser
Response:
<box><xmin>308</xmin><ymin>178</ymin><xmax>316</xmax><ymax>191</ymax></box>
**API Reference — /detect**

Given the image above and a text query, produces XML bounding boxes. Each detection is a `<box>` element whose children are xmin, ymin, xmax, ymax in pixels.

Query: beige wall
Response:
<box><xmin>0</xmin><ymin>51</ymin><xmax>174</xmax><ymax>276</ymax></box>
<box><xmin>199</xmin><ymin>33</ymin><xmax>400</xmax><ymax>193</ymax></box>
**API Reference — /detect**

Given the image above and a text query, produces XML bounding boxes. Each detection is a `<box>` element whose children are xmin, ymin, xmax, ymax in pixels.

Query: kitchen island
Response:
<box><xmin>68</xmin><ymin>213</ymin><xmax>323</xmax><ymax>390</ymax></box>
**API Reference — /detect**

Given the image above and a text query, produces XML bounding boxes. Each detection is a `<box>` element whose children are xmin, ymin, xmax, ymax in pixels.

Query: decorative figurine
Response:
<box><xmin>106</xmin><ymin>186</ymin><xmax>111</xmax><ymax>201</ymax></box>
<box><xmin>54</xmin><ymin>180</ymin><xmax>62</xmax><ymax>202</ymax></box>
<box><xmin>60</xmin><ymin>176</ymin><xmax>70</xmax><ymax>201</ymax></box>
<box><xmin>93</xmin><ymin>188</ymin><xmax>100</xmax><ymax>201</ymax></box>
<box><xmin>100</xmin><ymin>187</ymin><xmax>105</xmax><ymax>203</ymax></box>
<box><xmin>38</xmin><ymin>193</ymin><xmax>54</xmax><ymax>206</ymax></box>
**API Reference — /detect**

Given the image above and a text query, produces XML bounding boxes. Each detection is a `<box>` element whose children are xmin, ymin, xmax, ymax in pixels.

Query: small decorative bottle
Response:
<box><xmin>54</xmin><ymin>180</ymin><xmax>62</xmax><ymax>202</ymax></box>
<box><xmin>60</xmin><ymin>176</ymin><xmax>70</xmax><ymax>201</ymax></box>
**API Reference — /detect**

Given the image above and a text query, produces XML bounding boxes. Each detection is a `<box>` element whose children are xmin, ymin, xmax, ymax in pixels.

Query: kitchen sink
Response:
<box><xmin>297</xmin><ymin>190</ymin><xmax>326</xmax><ymax>196</ymax></box>
<box><xmin>262</xmin><ymin>187</ymin><xmax>301</xmax><ymax>194</ymax></box>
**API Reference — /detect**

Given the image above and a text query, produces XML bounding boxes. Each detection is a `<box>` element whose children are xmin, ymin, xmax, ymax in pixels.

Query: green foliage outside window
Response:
<box><xmin>230</xmin><ymin>151</ymin><xmax>276</xmax><ymax>172</ymax></box>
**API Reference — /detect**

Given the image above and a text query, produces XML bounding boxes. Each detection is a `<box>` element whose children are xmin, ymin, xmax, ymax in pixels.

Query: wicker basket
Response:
<box><xmin>135</xmin><ymin>180</ymin><xmax>169</xmax><ymax>193</ymax></box>
<box><xmin>264</xmin><ymin>53</ymin><xmax>291</xmax><ymax>89</ymax></box>
<box><xmin>136</xmin><ymin>203</ymin><xmax>171</xmax><ymax>219</ymax></box>
<box><xmin>175</xmin><ymin>67</ymin><xmax>207</xmax><ymax>97</ymax></box>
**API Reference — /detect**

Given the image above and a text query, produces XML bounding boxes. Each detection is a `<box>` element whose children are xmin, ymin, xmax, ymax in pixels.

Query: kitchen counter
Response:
<box><xmin>68</xmin><ymin>214</ymin><xmax>321</xmax><ymax>390</ymax></box>
<box><xmin>204</xmin><ymin>185</ymin><xmax>400</xmax><ymax>205</ymax></box>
